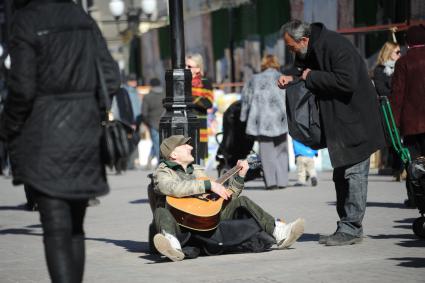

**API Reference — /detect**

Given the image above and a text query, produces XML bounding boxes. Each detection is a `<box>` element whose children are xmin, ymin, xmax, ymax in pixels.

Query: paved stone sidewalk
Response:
<box><xmin>0</xmin><ymin>170</ymin><xmax>424</xmax><ymax>283</ymax></box>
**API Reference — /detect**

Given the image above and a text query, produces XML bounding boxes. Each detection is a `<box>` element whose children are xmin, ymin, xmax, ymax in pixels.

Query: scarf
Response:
<box><xmin>383</xmin><ymin>60</ymin><xmax>396</xmax><ymax>76</ymax></box>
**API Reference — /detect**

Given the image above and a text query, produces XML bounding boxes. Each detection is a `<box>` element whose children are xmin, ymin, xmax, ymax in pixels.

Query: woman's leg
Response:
<box><xmin>275</xmin><ymin>136</ymin><xmax>288</xmax><ymax>187</ymax></box>
<box><xmin>34</xmin><ymin>190</ymin><xmax>77</xmax><ymax>283</ymax></box>
<box><xmin>24</xmin><ymin>184</ymin><xmax>37</xmax><ymax>210</ymax></box>
<box><xmin>259</xmin><ymin>141</ymin><xmax>277</xmax><ymax>188</ymax></box>
<box><xmin>70</xmin><ymin>200</ymin><xmax>88</xmax><ymax>283</ymax></box>
<box><xmin>296</xmin><ymin>156</ymin><xmax>307</xmax><ymax>184</ymax></box>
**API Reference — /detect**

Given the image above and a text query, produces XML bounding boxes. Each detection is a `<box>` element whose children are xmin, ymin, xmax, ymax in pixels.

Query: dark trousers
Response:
<box><xmin>333</xmin><ymin>158</ymin><xmax>370</xmax><ymax>237</ymax></box>
<box><xmin>24</xmin><ymin>185</ymin><xmax>36</xmax><ymax>207</ymax></box>
<box><xmin>32</xmin><ymin>188</ymin><xmax>88</xmax><ymax>283</ymax></box>
<box><xmin>259</xmin><ymin>135</ymin><xmax>289</xmax><ymax>188</ymax></box>
<box><xmin>154</xmin><ymin>196</ymin><xmax>276</xmax><ymax>238</ymax></box>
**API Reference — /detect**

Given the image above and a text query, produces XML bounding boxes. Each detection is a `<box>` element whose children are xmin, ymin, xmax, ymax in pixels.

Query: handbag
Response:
<box><xmin>95</xmin><ymin>55</ymin><xmax>133</xmax><ymax>168</ymax></box>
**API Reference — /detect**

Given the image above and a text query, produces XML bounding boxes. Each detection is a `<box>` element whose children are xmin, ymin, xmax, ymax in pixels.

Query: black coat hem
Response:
<box><xmin>15</xmin><ymin>177</ymin><xmax>110</xmax><ymax>200</ymax></box>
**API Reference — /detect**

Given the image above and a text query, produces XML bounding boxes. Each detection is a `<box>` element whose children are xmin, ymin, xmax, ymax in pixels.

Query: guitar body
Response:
<box><xmin>166</xmin><ymin>195</ymin><xmax>225</xmax><ymax>231</ymax></box>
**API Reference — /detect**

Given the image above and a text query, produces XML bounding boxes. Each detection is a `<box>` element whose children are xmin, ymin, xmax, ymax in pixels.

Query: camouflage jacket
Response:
<box><xmin>152</xmin><ymin>160</ymin><xmax>245</xmax><ymax>209</ymax></box>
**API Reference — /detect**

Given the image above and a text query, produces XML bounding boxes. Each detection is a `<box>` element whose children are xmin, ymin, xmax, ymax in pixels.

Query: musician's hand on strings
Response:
<box><xmin>211</xmin><ymin>181</ymin><xmax>231</xmax><ymax>200</ymax></box>
<box><xmin>237</xmin><ymin>160</ymin><xmax>249</xmax><ymax>177</ymax></box>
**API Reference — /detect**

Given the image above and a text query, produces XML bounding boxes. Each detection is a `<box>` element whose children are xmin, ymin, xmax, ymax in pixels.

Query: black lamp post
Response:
<box><xmin>159</xmin><ymin>0</ymin><xmax>200</xmax><ymax>163</ymax></box>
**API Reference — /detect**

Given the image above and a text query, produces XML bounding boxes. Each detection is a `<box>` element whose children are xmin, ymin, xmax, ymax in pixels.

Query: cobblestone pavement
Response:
<box><xmin>1</xmin><ymin>170</ymin><xmax>424</xmax><ymax>283</ymax></box>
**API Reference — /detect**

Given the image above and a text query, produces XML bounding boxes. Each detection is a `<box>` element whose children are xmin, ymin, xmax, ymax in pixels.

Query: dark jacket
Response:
<box><xmin>0</xmin><ymin>0</ymin><xmax>120</xmax><ymax>199</ymax></box>
<box><xmin>373</xmin><ymin>65</ymin><xmax>392</xmax><ymax>97</ymax></box>
<box><xmin>112</xmin><ymin>87</ymin><xmax>135</xmax><ymax>126</ymax></box>
<box><xmin>300</xmin><ymin>23</ymin><xmax>385</xmax><ymax>168</ymax></box>
<box><xmin>390</xmin><ymin>46</ymin><xmax>425</xmax><ymax>136</ymax></box>
<box><xmin>141</xmin><ymin>86</ymin><xmax>165</xmax><ymax>130</ymax></box>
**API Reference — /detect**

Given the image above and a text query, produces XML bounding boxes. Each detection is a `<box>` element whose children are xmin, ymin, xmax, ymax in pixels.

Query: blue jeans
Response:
<box><xmin>333</xmin><ymin>157</ymin><xmax>370</xmax><ymax>237</ymax></box>
<box><xmin>150</xmin><ymin>127</ymin><xmax>160</xmax><ymax>161</ymax></box>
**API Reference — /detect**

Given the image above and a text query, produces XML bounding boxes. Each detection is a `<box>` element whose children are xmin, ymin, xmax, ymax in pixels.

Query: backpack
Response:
<box><xmin>407</xmin><ymin>156</ymin><xmax>425</xmax><ymax>210</ymax></box>
<box><xmin>285</xmin><ymin>79</ymin><xmax>325</xmax><ymax>149</ymax></box>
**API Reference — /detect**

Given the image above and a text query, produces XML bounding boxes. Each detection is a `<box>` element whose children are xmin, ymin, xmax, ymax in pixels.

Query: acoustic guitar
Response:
<box><xmin>166</xmin><ymin>154</ymin><xmax>261</xmax><ymax>231</ymax></box>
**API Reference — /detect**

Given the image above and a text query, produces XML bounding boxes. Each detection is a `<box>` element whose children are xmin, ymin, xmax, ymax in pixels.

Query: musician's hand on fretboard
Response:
<box><xmin>236</xmin><ymin>160</ymin><xmax>249</xmax><ymax>177</ymax></box>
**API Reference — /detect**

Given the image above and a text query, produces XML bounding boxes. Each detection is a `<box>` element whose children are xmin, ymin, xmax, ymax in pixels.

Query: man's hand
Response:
<box><xmin>237</xmin><ymin>159</ymin><xmax>249</xmax><ymax>177</ymax></box>
<box><xmin>277</xmin><ymin>75</ymin><xmax>294</xmax><ymax>89</ymax></box>
<box><xmin>211</xmin><ymin>181</ymin><xmax>231</xmax><ymax>200</ymax></box>
<box><xmin>301</xmin><ymin>68</ymin><xmax>311</xmax><ymax>81</ymax></box>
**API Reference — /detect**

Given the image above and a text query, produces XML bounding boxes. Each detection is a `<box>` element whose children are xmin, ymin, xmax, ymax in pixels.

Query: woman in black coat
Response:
<box><xmin>373</xmin><ymin>41</ymin><xmax>402</xmax><ymax>179</ymax></box>
<box><xmin>373</xmin><ymin>41</ymin><xmax>401</xmax><ymax>97</ymax></box>
<box><xmin>0</xmin><ymin>0</ymin><xmax>120</xmax><ymax>282</ymax></box>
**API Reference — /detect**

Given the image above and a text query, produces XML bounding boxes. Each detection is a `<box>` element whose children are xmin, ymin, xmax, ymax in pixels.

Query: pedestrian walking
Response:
<box><xmin>123</xmin><ymin>74</ymin><xmax>142</xmax><ymax>170</ymax></box>
<box><xmin>279</xmin><ymin>20</ymin><xmax>385</xmax><ymax>246</ymax></box>
<box><xmin>141</xmin><ymin>78</ymin><xmax>165</xmax><ymax>163</ymax></box>
<box><xmin>240</xmin><ymin>54</ymin><xmax>289</xmax><ymax>190</ymax></box>
<box><xmin>0</xmin><ymin>1</ymin><xmax>120</xmax><ymax>282</ymax></box>
<box><xmin>111</xmin><ymin>86</ymin><xmax>136</xmax><ymax>174</ymax></box>
<box><xmin>293</xmin><ymin>139</ymin><xmax>318</xmax><ymax>187</ymax></box>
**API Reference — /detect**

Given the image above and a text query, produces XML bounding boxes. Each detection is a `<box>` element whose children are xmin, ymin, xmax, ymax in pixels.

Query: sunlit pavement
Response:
<box><xmin>1</xmin><ymin>169</ymin><xmax>424</xmax><ymax>283</ymax></box>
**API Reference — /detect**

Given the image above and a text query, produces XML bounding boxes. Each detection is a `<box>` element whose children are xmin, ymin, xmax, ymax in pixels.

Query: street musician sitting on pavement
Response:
<box><xmin>152</xmin><ymin>135</ymin><xmax>305</xmax><ymax>262</ymax></box>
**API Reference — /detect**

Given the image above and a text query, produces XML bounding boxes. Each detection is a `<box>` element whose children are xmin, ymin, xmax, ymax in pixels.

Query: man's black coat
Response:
<box><xmin>0</xmin><ymin>0</ymin><xmax>120</xmax><ymax>198</ymax></box>
<box><xmin>299</xmin><ymin>23</ymin><xmax>385</xmax><ymax>168</ymax></box>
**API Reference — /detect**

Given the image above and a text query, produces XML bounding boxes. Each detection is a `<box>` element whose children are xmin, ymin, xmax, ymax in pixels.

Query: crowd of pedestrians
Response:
<box><xmin>0</xmin><ymin>0</ymin><xmax>424</xmax><ymax>280</ymax></box>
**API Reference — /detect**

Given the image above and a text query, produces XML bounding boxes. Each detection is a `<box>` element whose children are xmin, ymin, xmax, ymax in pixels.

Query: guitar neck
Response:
<box><xmin>215</xmin><ymin>165</ymin><xmax>242</xmax><ymax>184</ymax></box>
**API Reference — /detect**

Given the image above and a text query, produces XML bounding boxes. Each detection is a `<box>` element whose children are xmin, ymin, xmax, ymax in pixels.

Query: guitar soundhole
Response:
<box><xmin>206</xmin><ymin>193</ymin><xmax>220</xmax><ymax>201</ymax></box>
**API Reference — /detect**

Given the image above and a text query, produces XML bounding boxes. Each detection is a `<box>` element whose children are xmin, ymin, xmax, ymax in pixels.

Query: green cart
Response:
<box><xmin>379</xmin><ymin>96</ymin><xmax>425</xmax><ymax>238</ymax></box>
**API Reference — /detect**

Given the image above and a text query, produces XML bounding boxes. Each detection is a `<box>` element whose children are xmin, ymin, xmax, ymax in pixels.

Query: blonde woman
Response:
<box><xmin>373</xmin><ymin>41</ymin><xmax>401</xmax><ymax>97</ymax></box>
<box><xmin>374</xmin><ymin>42</ymin><xmax>403</xmax><ymax>180</ymax></box>
<box><xmin>186</xmin><ymin>53</ymin><xmax>213</xmax><ymax>162</ymax></box>
<box><xmin>240</xmin><ymin>55</ymin><xmax>288</xmax><ymax>190</ymax></box>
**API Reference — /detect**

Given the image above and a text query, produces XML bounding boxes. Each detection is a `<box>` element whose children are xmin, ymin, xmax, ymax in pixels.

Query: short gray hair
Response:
<box><xmin>280</xmin><ymin>20</ymin><xmax>311</xmax><ymax>41</ymax></box>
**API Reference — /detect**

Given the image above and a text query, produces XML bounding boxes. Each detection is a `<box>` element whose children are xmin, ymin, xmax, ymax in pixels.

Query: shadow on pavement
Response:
<box><xmin>129</xmin><ymin>199</ymin><xmax>150</xmax><ymax>204</ymax></box>
<box><xmin>0</xmin><ymin>203</ymin><xmax>32</xmax><ymax>211</ymax></box>
<box><xmin>393</xmin><ymin>218</ymin><xmax>416</xmax><ymax>230</ymax></box>
<box><xmin>393</xmin><ymin>224</ymin><xmax>412</xmax><ymax>230</ymax></box>
<box><xmin>326</xmin><ymin>201</ymin><xmax>411</xmax><ymax>209</ymax></box>
<box><xmin>366</xmin><ymin>202</ymin><xmax>410</xmax><ymax>209</ymax></box>
<box><xmin>394</xmin><ymin>218</ymin><xmax>416</xmax><ymax>224</ymax></box>
<box><xmin>298</xmin><ymin>233</ymin><xmax>320</xmax><ymax>242</ymax></box>
<box><xmin>368</xmin><ymin>233</ymin><xmax>425</xmax><ymax>248</ymax></box>
<box><xmin>139</xmin><ymin>254</ymin><xmax>169</xmax><ymax>264</ymax></box>
<box><xmin>388</xmin><ymin>257</ymin><xmax>425</xmax><ymax>268</ymax></box>
<box><xmin>86</xmin><ymin>237</ymin><xmax>149</xmax><ymax>253</ymax></box>
<box><xmin>26</xmin><ymin>224</ymin><xmax>42</xmax><ymax>228</ymax></box>
<box><xmin>0</xmin><ymin>228</ymin><xmax>42</xmax><ymax>236</ymax></box>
